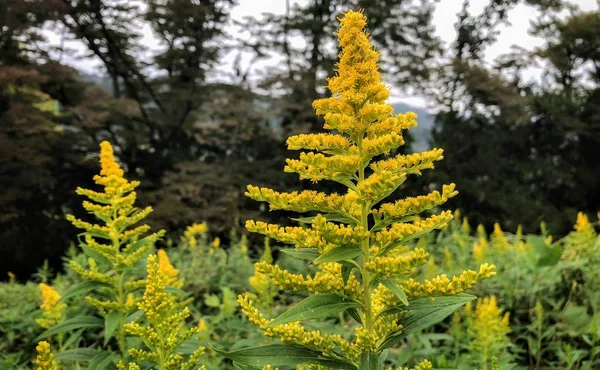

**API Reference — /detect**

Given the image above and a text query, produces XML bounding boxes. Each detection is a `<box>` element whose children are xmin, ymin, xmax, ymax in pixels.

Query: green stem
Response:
<box><xmin>357</xmin><ymin>138</ymin><xmax>373</xmax><ymax>335</ymax></box>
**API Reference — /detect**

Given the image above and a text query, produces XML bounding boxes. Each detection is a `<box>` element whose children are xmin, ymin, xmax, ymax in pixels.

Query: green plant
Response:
<box><xmin>219</xmin><ymin>10</ymin><xmax>496</xmax><ymax>370</ymax></box>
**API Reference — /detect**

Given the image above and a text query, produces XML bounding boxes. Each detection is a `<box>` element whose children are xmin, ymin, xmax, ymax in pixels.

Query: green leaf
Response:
<box><xmin>379</xmin><ymin>277</ymin><xmax>409</xmax><ymax>306</ymax></box>
<box><xmin>359</xmin><ymin>352</ymin><xmax>379</xmax><ymax>370</ymax></box>
<box><xmin>379</xmin><ymin>294</ymin><xmax>475</xmax><ymax>350</ymax></box>
<box><xmin>80</xmin><ymin>243</ymin><xmax>110</xmax><ymax>264</ymax></box>
<box><xmin>88</xmin><ymin>351</ymin><xmax>117</xmax><ymax>369</ymax></box>
<box><xmin>104</xmin><ymin>311</ymin><xmax>120</xmax><ymax>346</ymax></box>
<box><xmin>280</xmin><ymin>248</ymin><xmax>320</xmax><ymax>261</ymax></box>
<box><xmin>36</xmin><ymin>316</ymin><xmax>103</xmax><ymax>340</ymax></box>
<box><xmin>59</xmin><ymin>281</ymin><xmax>107</xmax><ymax>302</ymax></box>
<box><xmin>341</xmin><ymin>264</ymin><xmax>352</xmax><ymax>285</ymax></box>
<box><xmin>54</xmin><ymin>348</ymin><xmax>99</xmax><ymax>362</ymax></box>
<box><xmin>528</xmin><ymin>235</ymin><xmax>562</xmax><ymax>267</ymax></box>
<box><xmin>267</xmin><ymin>294</ymin><xmax>361</xmax><ymax>327</ymax></box>
<box><xmin>347</xmin><ymin>307</ymin><xmax>363</xmax><ymax>324</ymax></box>
<box><xmin>126</xmin><ymin>310</ymin><xmax>143</xmax><ymax>323</ymax></box>
<box><xmin>314</xmin><ymin>245</ymin><xmax>361</xmax><ymax>264</ymax></box>
<box><xmin>214</xmin><ymin>344</ymin><xmax>356</xmax><ymax>369</ymax></box>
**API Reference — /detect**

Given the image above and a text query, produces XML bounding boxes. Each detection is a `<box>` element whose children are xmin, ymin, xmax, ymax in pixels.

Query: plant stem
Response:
<box><xmin>358</xmin><ymin>138</ymin><xmax>373</xmax><ymax>334</ymax></box>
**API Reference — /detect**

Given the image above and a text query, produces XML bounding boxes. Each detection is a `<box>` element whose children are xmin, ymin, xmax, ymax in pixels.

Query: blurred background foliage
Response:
<box><xmin>1</xmin><ymin>0</ymin><xmax>599</xmax><ymax>279</ymax></box>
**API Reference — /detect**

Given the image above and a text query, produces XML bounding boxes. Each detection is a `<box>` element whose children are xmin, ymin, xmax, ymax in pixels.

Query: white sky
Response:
<box><xmin>44</xmin><ymin>0</ymin><xmax>599</xmax><ymax>109</ymax></box>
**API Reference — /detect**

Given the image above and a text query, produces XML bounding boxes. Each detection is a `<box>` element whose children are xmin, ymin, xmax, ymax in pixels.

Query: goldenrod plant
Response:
<box><xmin>35</xmin><ymin>141</ymin><xmax>167</xmax><ymax>367</ymax></box>
<box><xmin>219</xmin><ymin>10</ymin><xmax>496</xmax><ymax>369</ymax></box>
<box><xmin>121</xmin><ymin>254</ymin><xmax>206</xmax><ymax>370</ymax></box>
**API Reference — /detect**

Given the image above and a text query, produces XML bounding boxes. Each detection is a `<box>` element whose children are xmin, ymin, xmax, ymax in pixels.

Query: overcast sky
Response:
<box><xmin>45</xmin><ymin>0</ymin><xmax>598</xmax><ymax>108</ymax></box>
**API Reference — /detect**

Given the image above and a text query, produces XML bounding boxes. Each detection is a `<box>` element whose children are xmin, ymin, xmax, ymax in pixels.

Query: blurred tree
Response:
<box><xmin>429</xmin><ymin>0</ymin><xmax>599</xmax><ymax>234</ymax></box>
<box><xmin>240</xmin><ymin>0</ymin><xmax>442</xmax><ymax>133</ymax></box>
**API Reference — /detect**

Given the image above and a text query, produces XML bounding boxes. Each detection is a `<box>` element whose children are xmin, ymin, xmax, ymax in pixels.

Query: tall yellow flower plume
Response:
<box><xmin>66</xmin><ymin>141</ymin><xmax>165</xmax><ymax>361</ymax></box>
<box><xmin>222</xmin><ymin>10</ymin><xmax>496</xmax><ymax>369</ymax></box>
<box><xmin>36</xmin><ymin>283</ymin><xmax>66</xmax><ymax>329</ymax></box>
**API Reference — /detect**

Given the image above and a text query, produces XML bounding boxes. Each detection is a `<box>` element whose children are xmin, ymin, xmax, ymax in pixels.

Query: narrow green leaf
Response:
<box><xmin>267</xmin><ymin>294</ymin><xmax>361</xmax><ymax>327</ymax></box>
<box><xmin>314</xmin><ymin>245</ymin><xmax>361</xmax><ymax>264</ymax></box>
<box><xmin>379</xmin><ymin>294</ymin><xmax>475</xmax><ymax>350</ymax></box>
<box><xmin>341</xmin><ymin>264</ymin><xmax>352</xmax><ymax>285</ymax></box>
<box><xmin>126</xmin><ymin>310</ymin><xmax>143</xmax><ymax>323</ymax></box>
<box><xmin>280</xmin><ymin>248</ymin><xmax>320</xmax><ymax>261</ymax></box>
<box><xmin>379</xmin><ymin>277</ymin><xmax>409</xmax><ymax>306</ymax></box>
<box><xmin>54</xmin><ymin>348</ymin><xmax>99</xmax><ymax>362</ymax></box>
<box><xmin>87</xmin><ymin>351</ymin><xmax>117</xmax><ymax>369</ymax></box>
<box><xmin>59</xmin><ymin>281</ymin><xmax>107</xmax><ymax>302</ymax></box>
<box><xmin>359</xmin><ymin>352</ymin><xmax>379</xmax><ymax>370</ymax></box>
<box><xmin>36</xmin><ymin>316</ymin><xmax>103</xmax><ymax>340</ymax></box>
<box><xmin>104</xmin><ymin>311</ymin><xmax>120</xmax><ymax>346</ymax></box>
<box><xmin>347</xmin><ymin>307</ymin><xmax>363</xmax><ymax>324</ymax></box>
<box><xmin>214</xmin><ymin>344</ymin><xmax>356</xmax><ymax>369</ymax></box>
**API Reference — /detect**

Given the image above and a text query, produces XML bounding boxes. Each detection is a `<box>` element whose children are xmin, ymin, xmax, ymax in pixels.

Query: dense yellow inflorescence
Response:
<box><xmin>464</xmin><ymin>296</ymin><xmax>511</xmax><ymax>366</ymax></box>
<box><xmin>124</xmin><ymin>254</ymin><xmax>205</xmax><ymax>370</ymax></box>
<box><xmin>238</xmin><ymin>10</ymin><xmax>496</xmax><ymax>369</ymax></box>
<box><xmin>35</xmin><ymin>341</ymin><xmax>58</xmax><ymax>370</ymax></box>
<box><xmin>158</xmin><ymin>249</ymin><xmax>184</xmax><ymax>289</ymax></box>
<box><xmin>36</xmin><ymin>283</ymin><xmax>66</xmax><ymax>329</ymax></box>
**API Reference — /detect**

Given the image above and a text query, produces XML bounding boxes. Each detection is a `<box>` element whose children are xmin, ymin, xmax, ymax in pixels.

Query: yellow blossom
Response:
<box><xmin>36</xmin><ymin>283</ymin><xmax>66</xmax><ymax>329</ymax></box>
<box><xmin>35</xmin><ymin>341</ymin><xmax>58</xmax><ymax>370</ymax></box>
<box><xmin>212</xmin><ymin>237</ymin><xmax>221</xmax><ymax>249</ymax></box>
<box><xmin>157</xmin><ymin>249</ymin><xmax>183</xmax><ymax>289</ymax></box>
<box><xmin>182</xmin><ymin>222</ymin><xmax>208</xmax><ymax>249</ymax></box>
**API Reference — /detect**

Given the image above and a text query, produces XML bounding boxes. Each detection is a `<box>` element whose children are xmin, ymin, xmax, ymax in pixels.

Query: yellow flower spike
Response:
<box><xmin>66</xmin><ymin>141</ymin><xmax>165</xmax><ymax>361</ymax></box>
<box><xmin>125</xmin><ymin>254</ymin><xmax>206</xmax><ymax>369</ymax></box>
<box><xmin>473</xmin><ymin>238</ymin><xmax>488</xmax><ymax>263</ymax></box>
<box><xmin>235</xmin><ymin>10</ymin><xmax>496</xmax><ymax>369</ymax></box>
<box><xmin>212</xmin><ymin>237</ymin><xmax>221</xmax><ymax>249</ymax></box>
<box><xmin>7</xmin><ymin>271</ymin><xmax>15</xmax><ymax>282</ymax></box>
<box><xmin>468</xmin><ymin>296</ymin><xmax>511</xmax><ymax>366</ymax></box>
<box><xmin>35</xmin><ymin>341</ymin><xmax>58</xmax><ymax>370</ymax></box>
<box><xmin>491</xmin><ymin>223</ymin><xmax>510</xmax><ymax>252</ymax></box>
<box><xmin>157</xmin><ymin>249</ymin><xmax>184</xmax><ymax>289</ymax></box>
<box><xmin>36</xmin><ymin>283</ymin><xmax>66</xmax><ymax>329</ymax></box>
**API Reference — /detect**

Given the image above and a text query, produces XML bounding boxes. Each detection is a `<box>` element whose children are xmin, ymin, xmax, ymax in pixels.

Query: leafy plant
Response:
<box><xmin>219</xmin><ymin>10</ymin><xmax>496</xmax><ymax>370</ymax></box>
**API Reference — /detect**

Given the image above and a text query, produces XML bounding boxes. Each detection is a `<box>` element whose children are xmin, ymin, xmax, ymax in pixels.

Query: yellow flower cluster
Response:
<box><xmin>235</xmin><ymin>10</ymin><xmax>497</xmax><ymax>369</ymax></box>
<box><xmin>36</xmin><ymin>283</ymin><xmax>66</xmax><ymax>329</ymax></box>
<box><xmin>182</xmin><ymin>222</ymin><xmax>208</xmax><ymax>249</ymax></box>
<box><xmin>464</xmin><ymin>296</ymin><xmax>511</xmax><ymax>366</ymax></box>
<box><xmin>66</xmin><ymin>141</ymin><xmax>165</xmax><ymax>315</ymax></box>
<box><xmin>564</xmin><ymin>212</ymin><xmax>598</xmax><ymax>259</ymax></box>
<box><xmin>35</xmin><ymin>341</ymin><xmax>57</xmax><ymax>370</ymax></box>
<box><xmin>124</xmin><ymin>254</ymin><xmax>205</xmax><ymax>370</ymax></box>
<box><xmin>158</xmin><ymin>249</ymin><xmax>184</xmax><ymax>289</ymax></box>
<box><xmin>402</xmin><ymin>264</ymin><xmax>496</xmax><ymax>299</ymax></box>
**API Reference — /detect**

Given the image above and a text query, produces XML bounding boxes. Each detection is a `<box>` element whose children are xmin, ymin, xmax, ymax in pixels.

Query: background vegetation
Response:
<box><xmin>1</xmin><ymin>0</ymin><xmax>599</xmax><ymax>368</ymax></box>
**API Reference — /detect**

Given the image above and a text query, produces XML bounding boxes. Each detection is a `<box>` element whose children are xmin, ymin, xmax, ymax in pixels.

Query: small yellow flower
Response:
<box><xmin>212</xmin><ymin>237</ymin><xmax>221</xmax><ymax>249</ymax></box>
<box><xmin>7</xmin><ymin>272</ymin><xmax>15</xmax><ymax>282</ymax></box>
<box><xmin>36</xmin><ymin>283</ymin><xmax>66</xmax><ymax>329</ymax></box>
